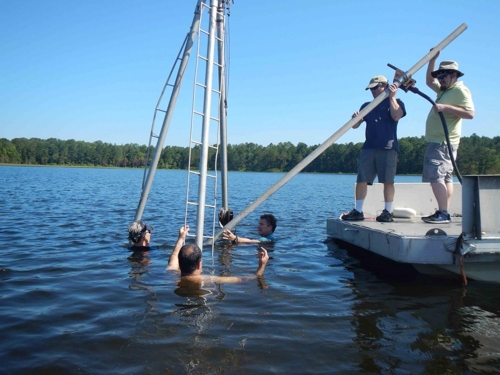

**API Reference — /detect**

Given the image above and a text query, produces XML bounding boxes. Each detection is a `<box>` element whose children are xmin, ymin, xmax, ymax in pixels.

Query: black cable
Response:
<box><xmin>407</xmin><ymin>87</ymin><xmax>463</xmax><ymax>185</ymax></box>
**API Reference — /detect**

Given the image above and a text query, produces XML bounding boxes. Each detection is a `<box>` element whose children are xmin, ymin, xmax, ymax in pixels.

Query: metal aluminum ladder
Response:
<box><xmin>185</xmin><ymin>0</ymin><xmax>229</xmax><ymax>251</ymax></box>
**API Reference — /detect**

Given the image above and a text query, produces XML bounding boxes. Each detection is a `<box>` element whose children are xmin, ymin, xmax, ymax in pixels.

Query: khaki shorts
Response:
<box><xmin>422</xmin><ymin>142</ymin><xmax>458</xmax><ymax>184</ymax></box>
<box><xmin>357</xmin><ymin>149</ymin><xmax>398</xmax><ymax>184</ymax></box>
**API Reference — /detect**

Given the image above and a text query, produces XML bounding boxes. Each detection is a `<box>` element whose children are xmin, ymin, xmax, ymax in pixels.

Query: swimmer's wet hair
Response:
<box><xmin>260</xmin><ymin>214</ymin><xmax>277</xmax><ymax>232</ymax></box>
<box><xmin>179</xmin><ymin>243</ymin><xmax>202</xmax><ymax>275</ymax></box>
<box><xmin>128</xmin><ymin>220</ymin><xmax>153</xmax><ymax>243</ymax></box>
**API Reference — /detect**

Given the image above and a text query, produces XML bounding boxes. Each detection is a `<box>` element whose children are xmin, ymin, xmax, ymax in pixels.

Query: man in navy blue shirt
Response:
<box><xmin>341</xmin><ymin>75</ymin><xmax>406</xmax><ymax>223</ymax></box>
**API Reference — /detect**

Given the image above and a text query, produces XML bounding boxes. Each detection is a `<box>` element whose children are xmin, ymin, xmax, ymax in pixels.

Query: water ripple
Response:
<box><xmin>2</xmin><ymin>166</ymin><xmax>500</xmax><ymax>373</ymax></box>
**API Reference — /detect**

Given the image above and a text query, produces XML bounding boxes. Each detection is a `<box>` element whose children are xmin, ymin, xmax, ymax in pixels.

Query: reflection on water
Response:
<box><xmin>174</xmin><ymin>278</ymin><xmax>213</xmax><ymax>298</ymax></box>
<box><xmin>2</xmin><ymin>166</ymin><xmax>500</xmax><ymax>374</ymax></box>
<box><xmin>328</xmin><ymin>239</ymin><xmax>500</xmax><ymax>374</ymax></box>
<box><xmin>173</xmin><ymin>280</ymin><xmax>218</xmax><ymax>337</ymax></box>
<box><xmin>128</xmin><ymin>248</ymin><xmax>152</xmax><ymax>267</ymax></box>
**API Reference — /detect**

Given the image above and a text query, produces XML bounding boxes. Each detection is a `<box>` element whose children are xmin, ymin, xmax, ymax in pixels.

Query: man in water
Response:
<box><xmin>128</xmin><ymin>220</ymin><xmax>153</xmax><ymax>248</ymax></box>
<box><xmin>221</xmin><ymin>213</ymin><xmax>277</xmax><ymax>244</ymax></box>
<box><xmin>168</xmin><ymin>225</ymin><xmax>269</xmax><ymax>282</ymax></box>
<box><xmin>421</xmin><ymin>51</ymin><xmax>474</xmax><ymax>224</ymax></box>
<box><xmin>342</xmin><ymin>75</ymin><xmax>406</xmax><ymax>223</ymax></box>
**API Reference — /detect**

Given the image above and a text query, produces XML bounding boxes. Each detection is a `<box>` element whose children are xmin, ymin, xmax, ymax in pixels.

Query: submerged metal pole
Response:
<box><xmin>134</xmin><ymin>0</ymin><xmax>202</xmax><ymax>221</ymax></box>
<box><xmin>195</xmin><ymin>0</ymin><xmax>219</xmax><ymax>248</ymax></box>
<box><xmin>208</xmin><ymin>23</ymin><xmax>468</xmax><ymax>244</ymax></box>
<box><xmin>217</xmin><ymin>1</ymin><xmax>229</xmax><ymax>210</ymax></box>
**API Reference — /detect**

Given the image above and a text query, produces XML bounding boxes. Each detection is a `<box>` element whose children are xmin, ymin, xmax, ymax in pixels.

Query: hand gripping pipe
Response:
<box><xmin>206</xmin><ymin>23</ymin><xmax>468</xmax><ymax>245</ymax></box>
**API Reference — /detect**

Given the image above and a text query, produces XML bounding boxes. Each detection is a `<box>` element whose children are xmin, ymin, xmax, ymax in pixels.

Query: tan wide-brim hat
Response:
<box><xmin>431</xmin><ymin>60</ymin><xmax>464</xmax><ymax>78</ymax></box>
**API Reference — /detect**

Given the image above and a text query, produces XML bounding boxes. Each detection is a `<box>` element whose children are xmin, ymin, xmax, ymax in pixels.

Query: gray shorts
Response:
<box><xmin>357</xmin><ymin>149</ymin><xmax>398</xmax><ymax>184</ymax></box>
<box><xmin>422</xmin><ymin>142</ymin><xmax>458</xmax><ymax>183</ymax></box>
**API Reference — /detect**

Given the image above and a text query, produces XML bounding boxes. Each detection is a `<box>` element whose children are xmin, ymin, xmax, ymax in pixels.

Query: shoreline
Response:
<box><xmin>0</xmin><ymin>164</ymin><xmax>426</xmax><ymax>176</ymax></box>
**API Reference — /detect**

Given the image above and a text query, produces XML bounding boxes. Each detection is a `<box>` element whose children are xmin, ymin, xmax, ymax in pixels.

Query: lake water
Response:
<box><xmin>2</xmin><ymin>166</ymin><xmax>500</xmax><ymax>374</ymax></box>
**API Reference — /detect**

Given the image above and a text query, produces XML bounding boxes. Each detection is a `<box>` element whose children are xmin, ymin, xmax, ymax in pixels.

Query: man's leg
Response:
<box><xmin>354</xmin><ymin>149</ymin><xmax>376</xmax><ymax>213</ymax></box>
<box><xmin>372</xmin><ymin>150</ymin><xmax>397</xmax><ymax>222</ymax></box>
<box><xmin>356</xmin><ymin>182</ymin><xmax>368</xmax><ymax>200</ymax></box>
<box><xmin>383</xmin><ymin>183</ymin><xmax>395</xmax><ymax>202</ymax></box>
<box><xmin>446</xmin><ymin>182</ymin><xmax>454</xmax><ymax>209</ymax></box>
<box><xmin>383</xmin><ymin>182</ymin><xmax>395</xmax><ymax>212</ymax></box>
<box><xmin>421</xmin><ymin>143</ymin><xmax>454</xmax><ymax>223</ymax></box>
<box><xmin>431</xmin><ymin>182</ymin><xmax>449</xmax><ymax>211</ymax></box>
<box><xmin>342</xmin><ymin>149</ymin><xmax>374</xmax><ymax>221</ymax></box>
<box><xmin>376</xmin><ymin>149</ymin><xmax>397</xmax><ymax>213</ymax></box>
<box><xmin>445</xmin><ymin>145</ymin><xmax>458</xmax><ymax>210</ymax></box>
<box><xmin>341</xmin><ymin>181</ymin><xmax>367</xmax><ymax>221</ymax></box>
<box><xmin>355</xmin><ymin>182</ymin><xmax>368</xmax><ymax>212</ymax></box>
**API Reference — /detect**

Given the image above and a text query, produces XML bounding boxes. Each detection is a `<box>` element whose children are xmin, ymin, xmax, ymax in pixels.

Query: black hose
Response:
<box><xmin>408</xmin><ymin>87</ymin><xmax>462</xmax><ymax>184</ymax></box>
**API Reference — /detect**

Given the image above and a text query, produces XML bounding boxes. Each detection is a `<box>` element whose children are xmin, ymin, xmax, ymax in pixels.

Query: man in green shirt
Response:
<box><xmin>421</xmin><ymin>50</ymin><xmax>475</xmax><ymax>224</ymax></box>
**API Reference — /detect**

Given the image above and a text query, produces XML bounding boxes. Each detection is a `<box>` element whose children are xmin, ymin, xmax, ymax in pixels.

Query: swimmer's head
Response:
<box><xmin>178</xmin><ymin>243</ymin><xmax>202</xmax><ymax>275</ymax></box>
<box><xmin>128</xmin><ymin>220</ymin><xmax>153</xmax><ymax>244</ymax></box>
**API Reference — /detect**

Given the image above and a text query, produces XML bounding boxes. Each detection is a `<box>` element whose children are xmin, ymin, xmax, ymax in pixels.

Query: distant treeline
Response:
<box><xmin>1</xmin><ymin>135</ymin><xmax>500</xmax><ymax>175</ymax></box>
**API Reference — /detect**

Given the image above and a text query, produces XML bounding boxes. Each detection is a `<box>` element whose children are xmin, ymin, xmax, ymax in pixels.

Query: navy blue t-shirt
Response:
<box><xmin>360</xmin><ymin>97</ymin><xmax>406</xmax><ymax>152</ymax></box>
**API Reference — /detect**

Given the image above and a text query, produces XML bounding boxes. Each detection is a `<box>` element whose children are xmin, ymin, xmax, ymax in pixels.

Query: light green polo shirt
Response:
<box><xmin>425</xmin><ymin>81</ymin><xmax>474</xmax><ymax>145</ymax></box>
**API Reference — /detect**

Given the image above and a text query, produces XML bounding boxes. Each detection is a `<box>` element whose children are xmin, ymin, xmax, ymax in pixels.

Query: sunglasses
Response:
<box><xmin>369</xmin><ymin>84</ymin><xmax>383</xmax><ymax>91</ymax></box>
<box><xmin>436</xmin><ymin>72</ymin><xmax>453</xmax><ymax>80</ymax></box>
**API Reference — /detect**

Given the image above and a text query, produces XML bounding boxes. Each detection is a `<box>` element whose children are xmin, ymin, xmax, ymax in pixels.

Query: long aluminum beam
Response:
<box><xmin>217</xmin><ymin>0</ymin><xmax>229</xmax><ymax>210</ymax></box>
<box><xmin>195</xmin><ymin>0</ymin><xmax>219</xmax><ymax>249</ymax></box>
<box><xmin>207</xmin><ymin>23</ymin><xmax>468</xmax><ymax>245</ymax></box>
<box><xmin>134</xmin><ymin>0</ymin><xmax>202</xmax><ymax>221</ymax></box>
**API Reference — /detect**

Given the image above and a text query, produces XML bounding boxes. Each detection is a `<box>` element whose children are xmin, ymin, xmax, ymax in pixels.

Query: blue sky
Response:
<box><xmin>1</xmin><ymin>0</ymin><xmax>499</xmax><ymax>147</ymax></box>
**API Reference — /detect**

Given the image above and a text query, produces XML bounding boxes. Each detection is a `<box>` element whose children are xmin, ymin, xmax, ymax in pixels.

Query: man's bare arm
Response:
<box><xmin>426</xmin><ymin>48</ymin><xmax>440</xmax><ymax>88</ymax></box>
<box><xmin>255</xmin><ymin>247</ymin><xmax>269</xmax><ymax>277</ymax></box>
<box><xmin>388</xmin><ymin>84</ymin><xmax>404</xmax><ymax>121</ymax></box>
<box><xmin>351</xmin><ymin>111</ymin><xmax>364</xmax><ymax>129</ymax></box>
<box><xmin>198</xmin><ymin>247</ymin><xmax>269</xmax><ymax>283</ymax></box>
<box><xmin>167</xmin><ymin>225</ymin><xmax>189</xmax><ymax>271</ymax></box>
<box><xmin>222</xmin><ymin>229</ymin><xmax>260</xmax><ymax>244</ymax></box>
<box><xmin>433</xmin><ymin>104</ymin><xmax>474</xmax><ymax>119</ymax></box>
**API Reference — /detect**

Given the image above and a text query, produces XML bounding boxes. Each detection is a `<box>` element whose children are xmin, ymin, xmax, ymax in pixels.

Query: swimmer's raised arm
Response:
<box><xmin>167</xmin><ymin>225</ymin><xmax>190</xmax><ymax>271</ymax></box>
<box><xmin>255</xmin><ymin>247</ymin><xmax>269</xmax><ymax>277</ymax></box>
<box><xmin>198</xmin><ymin>247</ymin><xmax>270</xmax><ymax>284</ymax></box>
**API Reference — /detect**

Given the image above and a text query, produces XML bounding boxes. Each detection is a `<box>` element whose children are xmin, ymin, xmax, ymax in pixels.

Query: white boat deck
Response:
<box><xmin>326</xmin><ymin>179</ymin><xmax>500</xmax><ymax>282</ymax></box>
<box><xmin>339</xmin><ymin>214</ymin><xmax>463</xmax><ymax>238</ymax></box>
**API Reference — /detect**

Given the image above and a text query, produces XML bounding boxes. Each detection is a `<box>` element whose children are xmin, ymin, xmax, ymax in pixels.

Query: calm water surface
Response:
<box><xmin>2</xmin><ymin>166</ymin><xmax>500</xmax><ymax>374</ymax></box>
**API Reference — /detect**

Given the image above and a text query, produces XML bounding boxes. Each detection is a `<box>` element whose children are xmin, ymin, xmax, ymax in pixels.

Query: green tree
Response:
<box><xmin>0</xmin><ymin>138</ymin><xmax>21</xmax><ymax>163</ymax></box>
